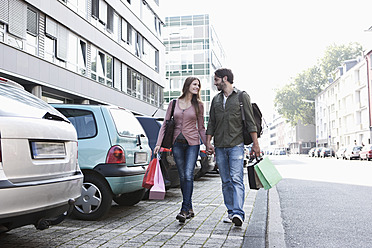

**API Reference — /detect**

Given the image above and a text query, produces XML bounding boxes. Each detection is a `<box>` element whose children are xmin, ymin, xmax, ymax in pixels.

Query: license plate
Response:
<box><xmin>134</xmin><ymin>152</ymin><xmax>147</xmax><ymax>164</ymax></box>
<box><xmin>31</xmin><ymin>141</ymin><xmax>66</xmax><ymax>159</ymax></box>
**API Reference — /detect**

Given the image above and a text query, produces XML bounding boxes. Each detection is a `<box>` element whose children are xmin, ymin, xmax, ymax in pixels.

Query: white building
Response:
<box><xmin>0</xmin><ymin>0</ymin><xmax>166</xmax><ymax>116</ymax></box>
<box><xmin>316</xmin><ymin>58</ymin><xmax>370</xmax><ymax>150</ymax></box>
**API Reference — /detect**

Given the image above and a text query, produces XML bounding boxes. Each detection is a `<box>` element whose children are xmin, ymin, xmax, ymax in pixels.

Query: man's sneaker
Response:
<box><xmin>232</xmin><ymin>215</ymin><xmax>243</xmax><ymax>226</ymax></box>
<box><xmin>176</xmin><ymin>211</ymin><xmax>189</xmax><ymax>223</ymax></box>
<box><xmin>223</xmin><ymin>214</ymin><xmax>233</xmax><ymax>223</ymax></box>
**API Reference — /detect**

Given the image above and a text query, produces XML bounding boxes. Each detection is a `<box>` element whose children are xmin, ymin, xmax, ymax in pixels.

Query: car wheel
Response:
<box><xmin>72</xmin><ymin>173</ymin><xmax>113</xmax><ymax>221</ymax></box>
<box><xmin>113</xmin><ymin>188</ymin><xmax>146</xmax><ymax>206</ymax></box>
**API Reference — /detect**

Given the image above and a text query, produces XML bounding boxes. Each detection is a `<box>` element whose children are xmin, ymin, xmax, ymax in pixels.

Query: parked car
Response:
<box><xmin>308</xmin><ymin>147</ymin><xmax>316</xmax><ymax>157</ymax></box>
<box><xmin>0</xmin><ymin>78</ymin><xmax>83</xmax><ymax>232</ymax></box>
<box><xmin>344</xmin><ymin>145</ymin><xmax>363</xmax><ymax>160</ymax></box>
<box><xmin>53</xmin><ymin>104</ymin><xmax>151</xmax><ymax>220</ymax></box>
<box><xmin>359</xmin><ymin>145</ymin><xmax>372</xmax><ymax>161</ymax></box>
<box><xmin>135</xmin><ymin>116</ymin><xmax>174</xmax><ymax>189</ymax></box>
<box><xmin>319</xmin><ymin>147</ymin><xmax>335</xmax><ymax>158</ymax></box>
<box><xmin>336</xmin><ymin>146</ymin><xmax>347</xmax><ymax>159</ymax></box>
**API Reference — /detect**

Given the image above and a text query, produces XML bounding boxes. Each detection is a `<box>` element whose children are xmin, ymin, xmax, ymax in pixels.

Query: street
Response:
<box><xmin>271</xmin><ymin>155</ymin><xmax>372</xmax><ymax>248</ymax></box>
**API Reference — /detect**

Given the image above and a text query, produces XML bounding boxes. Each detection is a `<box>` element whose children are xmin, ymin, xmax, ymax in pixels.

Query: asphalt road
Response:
<box><xmin>270</xmin><ymin>155</ymin><xmax>372</xmax><ymax>248</ymax></box>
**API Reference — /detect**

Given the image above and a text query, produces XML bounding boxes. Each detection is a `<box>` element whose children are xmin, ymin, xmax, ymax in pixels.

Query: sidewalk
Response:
<box><xmin>1</xmin><ymin>172</ymin><xmax>261</xmax><ymax>248</ymax></box>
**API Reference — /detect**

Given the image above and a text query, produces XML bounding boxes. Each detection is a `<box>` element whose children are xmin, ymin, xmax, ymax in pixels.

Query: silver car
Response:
<box><xmin>0</xmin><ymin>78</ymin><xmax>83</xmax><ymax>232</ymax></box>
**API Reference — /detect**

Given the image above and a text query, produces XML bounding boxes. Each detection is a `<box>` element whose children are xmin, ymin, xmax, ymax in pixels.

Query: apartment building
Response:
<box><xmin>0</xmin><ymin>0</ymin><xmax>166</xmax><ymax>116</ymax></box>
<box><xmin>163</xmin><ymin>14</ymin><xmax>225</xmax><ymax>123</ymax></box>
<box><xmin>316</xmin><ymin>58</ymin><xmax>370</xmax><ymax>150</ymax></box>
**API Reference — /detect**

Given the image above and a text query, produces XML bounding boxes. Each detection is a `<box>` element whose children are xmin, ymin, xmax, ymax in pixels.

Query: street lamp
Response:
<box><xmin>302</xmin><ymin>99</ymin><xmax>330</xmax><ymax>147</ymax></box>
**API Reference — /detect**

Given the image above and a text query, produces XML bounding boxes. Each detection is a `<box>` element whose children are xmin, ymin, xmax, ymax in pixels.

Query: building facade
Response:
<box><xmin>0</xmin><ymin>0</ymin><xmax>166</xmax><ymax>116</ymax></box>
<box><xmin>262</xmin><ymin>113</ymin><xmax>315</xmax><ymax>155</ymax></box>
<box><xmin>316</xmin><ymin>58</ymin><xmax>370</xmax><ymax>150</ymax></box>
<box><xmin>163</xmin><ymin>14</ymin><xmax>225</xmax><ymax>123</ymax></box>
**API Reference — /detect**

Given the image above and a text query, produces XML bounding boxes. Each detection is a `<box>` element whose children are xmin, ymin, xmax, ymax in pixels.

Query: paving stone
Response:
<box><xmin>0</xmin><ymin>171</ymin><xmax>259</xmax><ymax>248</ymax></box>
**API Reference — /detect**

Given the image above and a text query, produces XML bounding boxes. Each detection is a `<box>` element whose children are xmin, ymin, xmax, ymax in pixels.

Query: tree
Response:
<box><xmin>320</xmin><ymin>42</ymin><xmax>363</xmax><ymax>80</ymax></box>
<box><xmin>275</xmin><ymin>66</ymin><xmax>324</xmax><ymax>126</ymax></box>
<box><xmin>274</xmin><ymin>43</ymin><xmax>363</xmax><ymax>126</ymax></box>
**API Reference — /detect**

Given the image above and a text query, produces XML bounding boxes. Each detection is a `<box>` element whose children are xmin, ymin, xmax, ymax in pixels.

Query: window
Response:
<box><xmin>121</xmin><ymin>18</ymin><xmax>127</xmax><ymax>42</ymax></box>
<box><xmin>110</xmin><ymin>108</ymin><xmax>146</xmax><ymax>138</ymax></box>
<box><xmin>67</xmin><ymin>0</ymin><xmax>87</xmax><ymax>18</ymax></box>
<box><xmin>106</xmin><ymin>5</ymin><xmax>114</xmax><ymax>32</ymax></box>
<box><xmin>135</xmin><ymin>32</ymin><xmax>143</xmax><ymax>57</ymax></box>
<box><xmin>91</xmin><ymin>0</ymin><xmax>99</xmax><ymax>19</ymax></box>
<box><xmin>90</xmin><ymin>45</ymin><xmax>113</xmax><ymax>86</ymax></box>
<box><xmin>44</xmin><ymin>36</ymin><xmax>55</xmax><ymax>62</ymax></box>
<box><xmin>57</xmin><ymin>109</ymin><xmax>97</xmax><ymax>139</ymax></box>
<box><xmin>98</xmin><ymin>0</ymin><xmax>107</xmax><ymax>25</ymax></box>
<box><xmin>27</xmin><ymin>8</ymin><xmax>38</xmax><ymax>36</ymax></box>
<box><xmin>78</xmin><ymin>40</ymin><xmax>87</xmax><ymax>75</ymax></box>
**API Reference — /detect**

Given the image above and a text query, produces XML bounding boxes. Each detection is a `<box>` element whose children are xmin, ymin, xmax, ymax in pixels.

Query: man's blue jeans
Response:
<box><xmin>215</xmin><ymin>143</ymin><xmax>245</xmax><ymax>220</ymax></box>
<box><xmin>172</xmin><ymin>142</ymin><xmax>200</xmax><ymax>212</ymax></box>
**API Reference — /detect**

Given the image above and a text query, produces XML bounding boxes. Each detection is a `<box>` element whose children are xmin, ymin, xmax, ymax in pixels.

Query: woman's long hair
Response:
<box><xmin>179</xmin><ymin>77</ymin><xmax>202</xmax><ymax>117</ymax></box>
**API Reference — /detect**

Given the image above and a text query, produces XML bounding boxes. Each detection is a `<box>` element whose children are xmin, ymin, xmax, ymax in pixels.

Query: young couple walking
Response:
<box><xmin>154</xmin><ymin>68</ymin><xmax>261</xmax><ymax>226</ymax></box>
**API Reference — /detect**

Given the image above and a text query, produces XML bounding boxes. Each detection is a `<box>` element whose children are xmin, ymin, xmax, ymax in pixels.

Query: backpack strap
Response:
<box><xmin>239</xmin><ymin>91</ymin><xmax>247</xmax><ymax>126</ymax></box>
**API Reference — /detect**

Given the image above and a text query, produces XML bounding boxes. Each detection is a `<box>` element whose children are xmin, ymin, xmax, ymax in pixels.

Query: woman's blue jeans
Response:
<box><xmin>172</xmin><ymin>142</ymin><xmax>200</xmax><ymax>212</ymax></box>
<box><xmin>215</xmin><ymin>143</ymin><xmax>245</xmax><ymax>220</ymax></box>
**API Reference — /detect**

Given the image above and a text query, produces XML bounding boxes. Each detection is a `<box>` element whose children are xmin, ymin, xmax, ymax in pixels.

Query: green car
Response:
<box><xmin>52</xmin><ymin>104</ymin><xmax>151</xmax><ymax>220</ymax></box>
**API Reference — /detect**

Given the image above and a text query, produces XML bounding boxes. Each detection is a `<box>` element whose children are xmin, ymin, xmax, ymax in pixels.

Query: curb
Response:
<box><xmin>242</xmin><ymin>189</ymin><xmax>267</xmax><ymax>248</ymax></box>
<box><xmin>267</xmin><ymin>186</ymin><xmax>286</xmax><ymax>247</ymax></box>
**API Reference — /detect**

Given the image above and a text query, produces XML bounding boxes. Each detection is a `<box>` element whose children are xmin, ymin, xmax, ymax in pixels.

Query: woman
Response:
<box><xmin>154</xmin><ymin>77</ymin><xmax>207</xmax><ymax>223</ymax></box>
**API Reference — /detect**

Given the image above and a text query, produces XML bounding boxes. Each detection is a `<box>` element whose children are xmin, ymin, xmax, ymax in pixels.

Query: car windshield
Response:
<box><xmin>110</xmin><ymin>108</ymin><xmax>145</xmax><ymax>137</ymax></box>
<box><xmin>0</xmin><ymin>84</ymin><xmax>65</xmax><ymax>120</ymax></box>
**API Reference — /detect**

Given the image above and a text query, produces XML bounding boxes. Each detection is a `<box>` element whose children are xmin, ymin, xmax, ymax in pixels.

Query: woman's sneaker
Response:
<box><xmin>188</xmin><ymin>209</ymin><xmax>195</xmax><ymax>218</ymax></box>
<box><xmin>176</xmin><ymin>211</ymin><xmax>189</xmax><ymax>223</ymax></box>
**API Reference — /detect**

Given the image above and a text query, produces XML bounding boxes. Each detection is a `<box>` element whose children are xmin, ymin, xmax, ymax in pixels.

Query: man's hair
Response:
<box><xmin>215</xmin><ymin>68</ymin><xmax>234</xmax><ymax>84</ymax></box>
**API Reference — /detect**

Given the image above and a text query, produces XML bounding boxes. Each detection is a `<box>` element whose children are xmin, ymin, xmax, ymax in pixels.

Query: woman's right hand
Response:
<box><xmin>154</xmin><ymin>145</ymin><xmax>161</xmax><ymax>155</ymax></box>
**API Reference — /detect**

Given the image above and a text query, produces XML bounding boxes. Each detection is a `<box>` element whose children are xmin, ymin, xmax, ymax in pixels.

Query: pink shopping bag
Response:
<box><xmin>149</xmin><ymin>156</ymin><xmax>166</xmax><ymax>200</ymax></box>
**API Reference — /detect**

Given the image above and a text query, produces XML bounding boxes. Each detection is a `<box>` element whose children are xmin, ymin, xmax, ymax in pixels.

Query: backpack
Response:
<box><xmin>238</xmin><ymin>91</ymin><xmax>264</xmax><ymax>145</ymax></box>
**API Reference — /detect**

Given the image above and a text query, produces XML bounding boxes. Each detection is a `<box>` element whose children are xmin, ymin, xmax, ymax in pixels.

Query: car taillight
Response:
<box><xmin>369</xmin><ymin>151</ymin><xmax>372</xmax><ymax>154</ymax></box>
<box><xmin>106</xmin><ymin>145</ymin><xmax>126</xmax><ymax>164</ymax></box>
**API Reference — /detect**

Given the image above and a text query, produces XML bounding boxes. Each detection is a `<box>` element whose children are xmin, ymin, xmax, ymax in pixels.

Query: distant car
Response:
<box><xmin>336</xmin><ymin>147</ymin><xmax>347</xmax><ymax>159</ymax></box>
<box><xmin>308</xmin><ymin>148</ymin><xmax>316</xmax><ymax>157</ymax></box>
<box><xmin>319</xmin><ymin>147</ymin><xmax>335</xmax><ymax>158</ymax></box>
<box><xmin>0</xmin><ymin>78</ymin><xmax>83</xmax><ymax>232</ymax></box>
<box><xmin>344</xmin><ymin>145</ymin><xmax>363</xmax><ymax>160</ymax></box>
<box><xmin>359</xmin><ymin>145</ymin><xmax>372</xmax><ymax>161</ymax></box>
<box><xmin>314</xmin><ymin>147</ymin><xmax>323</xmax><ymax>157</ymax></box>
<box><xmin>53</xmin><ymin>104</ymin><xmax>151</xmax><ymax>220</ymax></box>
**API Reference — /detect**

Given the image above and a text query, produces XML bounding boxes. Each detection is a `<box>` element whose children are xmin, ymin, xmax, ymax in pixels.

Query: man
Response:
<box><xmin>206</xmin><ymin>68</ymin><xmax>260</xmax><ymax>227</ymax></box>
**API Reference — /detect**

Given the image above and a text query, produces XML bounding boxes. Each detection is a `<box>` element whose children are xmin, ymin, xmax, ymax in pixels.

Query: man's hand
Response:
<box><xmin>206</xmin><ymin>143</ymin><xmax>215</xmax><ymax>155</ymax></box>
<box><xmin>250</xmin><ymin>132</ymin><xmax>261</xmax><ymax>158</ymax></box>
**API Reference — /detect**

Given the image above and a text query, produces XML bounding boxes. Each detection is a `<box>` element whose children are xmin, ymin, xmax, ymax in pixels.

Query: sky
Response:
<box><xmin>160</xmin><ymin>0</ymin><xmax>372</xmax><ymax>122</ymax></box>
